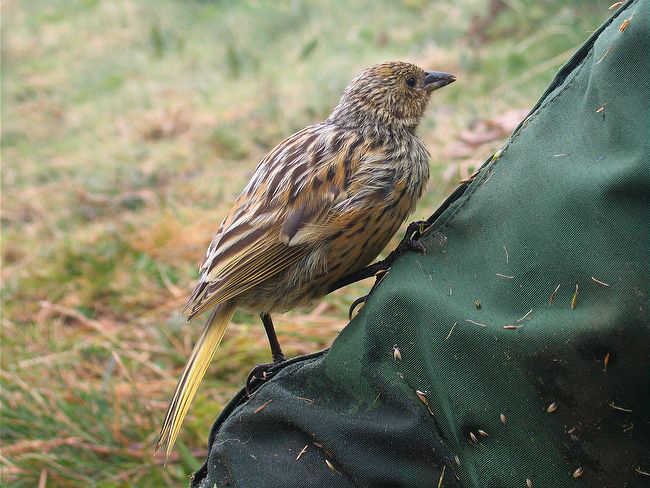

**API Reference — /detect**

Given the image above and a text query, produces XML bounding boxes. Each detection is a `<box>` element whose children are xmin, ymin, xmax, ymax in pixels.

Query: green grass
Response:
<box><xmin>1</xmin><ymin>0</ymin><xmax>611</xmax><ymax>485</ymax></box>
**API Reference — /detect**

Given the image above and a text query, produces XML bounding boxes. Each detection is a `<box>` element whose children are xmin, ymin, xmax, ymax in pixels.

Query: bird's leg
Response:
<box><xmin>246</xmin><ymin>313</ymin><xmax>285</xmax><ymax>395</ymax></box>
<box><xmin>261</xmin><ymin>312</ymin><xmax>285</xmax><ymax>364</ymax></box>
<box><xmin>329</xmin><ymin>220</ymin><xmax>429</xmax><ymax>294</ymax></box>
<box><xmin>385</xmin><ymin>220</ymin><xmax>428</xmax><ymax>260</ymax></box>
<box><xmin>329</xmin><ymin>220</ymin><xmax>428</xmax><ymax>319</ymax></box>
<box><xmin>328</xmin><ymin>220</ymin><xmax>429</xmax><ymax>320</ymax></box>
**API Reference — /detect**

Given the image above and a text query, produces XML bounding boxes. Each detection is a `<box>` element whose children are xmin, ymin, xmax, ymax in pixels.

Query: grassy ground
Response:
<box><xmin>1</xmin><ymin>0</ymin><xmax>611</xmax><ymax>485</ymax></box>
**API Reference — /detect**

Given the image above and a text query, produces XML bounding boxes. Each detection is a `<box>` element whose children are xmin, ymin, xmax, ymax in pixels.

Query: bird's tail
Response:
<box><xmin>156</xmin><ymin>301</ymin><xmax>236</xmax><ymax>461</ymax></box>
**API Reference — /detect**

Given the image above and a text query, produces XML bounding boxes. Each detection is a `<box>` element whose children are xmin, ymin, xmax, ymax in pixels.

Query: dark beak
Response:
<box><xmin>423</xmin><ymin>71</ymin><xmax>456</xmax><ymax>92</ymax></box>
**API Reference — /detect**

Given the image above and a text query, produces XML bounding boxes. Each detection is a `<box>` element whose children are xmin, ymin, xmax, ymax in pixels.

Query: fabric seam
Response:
<box><xmin>434</xmin><ymin>49</ymin><xmax>592</xmax><ymax>236</ymax></box>
<box><xmin>429</xmin><ymin>0</ymin><xmax>637</xmax><ymax>237</ymax></box>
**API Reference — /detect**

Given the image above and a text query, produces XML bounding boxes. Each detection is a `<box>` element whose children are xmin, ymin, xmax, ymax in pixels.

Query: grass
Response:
<box><xmin>1</xmin><ymin>0</ymin><xmax>611</xmax><ymax>485</ymax></box>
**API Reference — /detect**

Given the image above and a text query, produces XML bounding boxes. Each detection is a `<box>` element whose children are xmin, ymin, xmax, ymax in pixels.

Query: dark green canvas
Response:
<box><xmin>191</xmin><ymin>1</ymin><xmax>649</xmax><ymax>486</ymax></box>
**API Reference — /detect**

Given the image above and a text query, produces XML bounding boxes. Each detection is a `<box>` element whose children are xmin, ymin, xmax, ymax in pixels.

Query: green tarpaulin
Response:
<box><xmin>192</xmin><ymin>1</ymin><xmax>649</xmax><ymax>486</ymax></box>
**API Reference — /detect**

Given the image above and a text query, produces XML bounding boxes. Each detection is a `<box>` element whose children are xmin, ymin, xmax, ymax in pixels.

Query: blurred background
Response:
<box><xmin>1</xmin><ymin>0</ymin><xmax>612</xmax><ymax>485</ymax></box>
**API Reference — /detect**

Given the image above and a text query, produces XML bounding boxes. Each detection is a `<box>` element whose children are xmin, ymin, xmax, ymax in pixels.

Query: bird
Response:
<box><xmin>156</xmin><ymin>61</ymin><xmax>456</xmax><ymax>459</ymax></box>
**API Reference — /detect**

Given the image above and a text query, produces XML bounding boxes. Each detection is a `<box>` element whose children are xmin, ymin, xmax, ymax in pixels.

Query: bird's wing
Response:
<box><xmin>184</xmin><ymin>124</ymin><xmax>374</xmax><ymax>320</ymax></box>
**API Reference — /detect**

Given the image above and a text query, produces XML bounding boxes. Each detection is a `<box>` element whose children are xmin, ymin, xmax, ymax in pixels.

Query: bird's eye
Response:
<box><xmin>406</xmin><ymin>77</ymin><xmax>416</xmax><ymax>88</ymax></box>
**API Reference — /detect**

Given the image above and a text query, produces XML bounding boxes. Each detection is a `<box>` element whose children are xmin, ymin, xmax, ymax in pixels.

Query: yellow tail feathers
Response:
<box><xmin>156</xmin><ymin>301</ymin><xmax>236</xmax><ymax>461</ymax></box>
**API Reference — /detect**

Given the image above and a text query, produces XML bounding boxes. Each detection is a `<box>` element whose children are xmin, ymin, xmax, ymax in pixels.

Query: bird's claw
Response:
<box><xmin>399</xmin><ymin>237</ymin><xmax>426</xmax><ymax>255</ymax></box>
<box><xmin>349</xmin><ymin>294</ymin><xmax>369</xmax><ymax>320</ymax></box>
<box><xmin>405</xmin><ymin>220</ymin><xmax>429</xmax><ymax>246</ymax></box>
<box><xmin>345</xmin><ymin>221</ymin><xmax>429</xmax><ymax>322</ymax></box>
<box><xmin>406</xmin><ymin>220</ymin><xmax>428</xmax><ymax>241</ymax></box>
<box><xmin>246</xmin><ymin>357</ymin><xmax>285</xmax><ymax>396</ymax></box>
<box><xmin>386</xmin><ymin>220</ymin><xmax>428</xmax><ymax>265</ymax></box>
<box><xmin>348</xmin><ymin>269</ymin><xmax>389</xmax><ymax>320</ymax></box>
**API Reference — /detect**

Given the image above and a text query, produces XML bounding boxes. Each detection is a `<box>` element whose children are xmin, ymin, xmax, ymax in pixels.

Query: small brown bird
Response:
<box><xmin>156</xmin><ymin>61</ymin><xmax>456</xmax><ymax>458</ymax></box>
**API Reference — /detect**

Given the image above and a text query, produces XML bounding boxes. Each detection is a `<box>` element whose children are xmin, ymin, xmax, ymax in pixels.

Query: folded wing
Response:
<box><xmin>184</xmin><ymin>125</ymin><xmax>374</xmax><ymax>320</ymax></box>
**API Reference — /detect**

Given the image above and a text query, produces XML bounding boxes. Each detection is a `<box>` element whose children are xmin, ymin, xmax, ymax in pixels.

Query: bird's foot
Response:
<box><xmin>346</xmin><ymin>221</ymin><xmax>428</xmax><ymax>319</ymax></box>
<box><xmin>385</xmin><ymin>220</ymin><xmax>427</xmax><ymax>265</ymax></box>
<box><xmin>327</xmin><ymin>221</ymin><xmax>429</xmax><ymax>295</ymax></box>
<box><xmin>246</xmin><ymin>355</ymin><xmax>285</xmax><ymax>396</ymax></box>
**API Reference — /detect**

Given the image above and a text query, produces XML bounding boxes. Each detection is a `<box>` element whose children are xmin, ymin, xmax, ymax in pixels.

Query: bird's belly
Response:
<box><xmin>236</xmin><ymin>196</ymin><xmax>415</xmax><ymax>314</ymax></box>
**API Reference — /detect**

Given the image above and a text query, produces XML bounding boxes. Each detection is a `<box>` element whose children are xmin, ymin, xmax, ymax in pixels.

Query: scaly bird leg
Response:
<box><xmin>328</xmin><ymin>220</ymin><xmax>429</xmax><ymax>295</ymax></box>
<box><xmin>327</xmin><ymin>220</ymin><xmax>428</xmax><ymax>319</ymax></box>
<box><xmin>246</xmin><ymin>313</ymin><xmax>285</xmax><ymax>395</ymax></box>
<box><xmin>261</xmin><ymin>312</ymin><xmax>285</xmax><ymax>363</ymax></box>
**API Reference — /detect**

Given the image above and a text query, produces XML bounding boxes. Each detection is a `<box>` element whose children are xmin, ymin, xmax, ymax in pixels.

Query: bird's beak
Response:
<box><xmin>423</xmin><ymin>71</ymin><xmax>457</xmax><ymax>92</ymax></box>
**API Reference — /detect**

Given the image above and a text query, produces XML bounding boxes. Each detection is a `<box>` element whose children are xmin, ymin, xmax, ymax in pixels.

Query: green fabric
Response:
<box><xmin>192</xmin><ymin>1</ymin><xmax>649</xmax><ymax>486</ymax></box>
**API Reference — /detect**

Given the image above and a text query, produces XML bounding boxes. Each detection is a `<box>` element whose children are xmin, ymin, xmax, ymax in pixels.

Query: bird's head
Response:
<box><xmin>328</xmin><ymin>61</ymin><xmax>456</xmax><ymax>132</ymax></box>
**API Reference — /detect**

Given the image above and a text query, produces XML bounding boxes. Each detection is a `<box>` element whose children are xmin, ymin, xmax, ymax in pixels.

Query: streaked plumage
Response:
<box><xmin>157</xmin><ymin>61</ymin><xmax>456</xmax><ymax>459</ymax></box>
